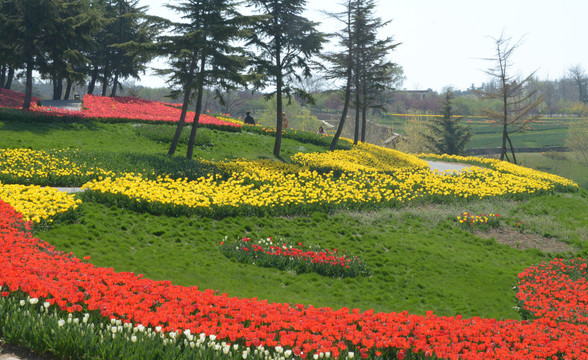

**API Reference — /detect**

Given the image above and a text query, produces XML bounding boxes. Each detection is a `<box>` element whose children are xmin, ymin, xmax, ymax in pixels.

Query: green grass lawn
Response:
<box><xmin>380</xmin><ymin>114</ymin><xmax>578</xmax><ymax>149</ymax></box>
<box><xmin>3</xmin><ymin>115</ymin><xmax>587</xmax><ymax>322</ymax></box>
<box><xmin>513</xmin><ymin>152</ymin><xmax>588</xmax><ymax>190</ymax></box>
<box><xmin>469</xmin><ymin>128</ymin><xmax>569</xmax><ymax>149</ymax></box>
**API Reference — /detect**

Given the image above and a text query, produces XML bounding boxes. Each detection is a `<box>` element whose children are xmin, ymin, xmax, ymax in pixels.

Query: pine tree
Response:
<box><xmin>248</xmin><ymin>0</ymin><xmax>326</xmax><ymax>157</ymax></box>
<box><xmin>424</xmin><ymin>90</ymin><xmax>472</xmax><ymax>155</ymax></box>
<box><xmin>320</xmin><ymin>0</ymin><xmax>355</xmax><ymax>151</ymax></box>
<box><xmin>323</xmin><ymin>0</ymin><xmax>399</xmax><ymax>148</ymax></box>
<box><xmin>159</xmin><ymin>0</ymin><xmax>252</xmax><ymax>159</ymax></box>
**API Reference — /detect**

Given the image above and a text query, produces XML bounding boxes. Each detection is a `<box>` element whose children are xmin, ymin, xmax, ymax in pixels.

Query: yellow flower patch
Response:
<box><xmin>0</xmin><ymin>182</ymin><xmax>82</xmax><ymax>223</ymax></box>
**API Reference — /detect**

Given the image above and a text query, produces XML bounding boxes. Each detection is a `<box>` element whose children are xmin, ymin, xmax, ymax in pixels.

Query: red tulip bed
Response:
<box><xmin>0</xmin><ymin>90</ymin><xmax>241</xmax><ymax>128</ymax></box>
<box><xmin>1</xmin><ymin>199</ymin><xmax>588</xmax><ymax>359</ymax></box>
<box><xmin>81</xmin><ymin>94</ymin><xmax>241</xmax><ymax>127</ymax></box>
<box><xmin>0</xmin><ymin>88</ymin><xmax>40</xmax><ymax>108</ymax></box>
<box><xmin>516</xmin><ymin>258</ymin><xmax>588</xmax><ymax>325</ymax></box>
<box><xmin>220</xmin><ymin>237</ymin><xmax>370</xmax><ymax>278</ymax></box>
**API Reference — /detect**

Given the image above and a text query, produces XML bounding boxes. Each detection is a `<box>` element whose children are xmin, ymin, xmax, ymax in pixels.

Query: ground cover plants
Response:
<box><xmin>1</xmin><ymin>98</ymin><xmax>588</xmax><ymax>359</ymax></box>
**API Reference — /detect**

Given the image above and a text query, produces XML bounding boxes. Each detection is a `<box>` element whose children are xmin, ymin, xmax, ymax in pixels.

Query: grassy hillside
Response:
<box><xmin>1</xmin><ymin>115</ymin><xmax>585</xmax><ymax>321</ymax></box>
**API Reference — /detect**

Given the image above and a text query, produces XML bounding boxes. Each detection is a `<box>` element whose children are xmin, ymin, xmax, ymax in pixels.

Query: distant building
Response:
<box><xmin>402</xmin><ymin>89</ymin><xmax>436</xmax><ymax>100</ymax></box>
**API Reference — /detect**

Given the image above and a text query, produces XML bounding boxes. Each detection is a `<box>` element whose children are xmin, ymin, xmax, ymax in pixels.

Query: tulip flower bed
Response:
<box><xmin>420</xmin><ymin>153</ymin><xmax>578</xmax><ymax>192</ymax></box>
<box><xmin>0</xmin><ymin>148</ymin><xmax>114</xmax><ymax>186</ymax></box>
<box><xmin>220</xmin><ymin>237</ymin><xmax>370</xmax><ymax>278</ymax></box>
<box><xmin>0</xmin><ymin>88</ymin><xmax>40</xmax><ymax>108</ymax></box>
<box><xmin>456</xmin><ymin>212</ymin><xmax>501</xmax><ymax>231</ymax></box>
<box><xmin>80</xmin><ymin>149</ymin><xmax>578</xmax><ymax>218</ymax></box>
<box><xmin>516</xmin><ymin>257</ymin><xmax>588</xmax><ymax>325</ymax></box>
<box><xmin>81</xmin><ymin>94</ymin><xmax>241</xmax><ymax>128</ymax></box>
<box><xmin>2</xmin><ymin>200</ymin><xmax>588</xmax><ymax>359</ymax></box>
<box><xmin>0</xmin><ymin>182</ymin><xmax>81</xmax><ymax>224</ymax></box>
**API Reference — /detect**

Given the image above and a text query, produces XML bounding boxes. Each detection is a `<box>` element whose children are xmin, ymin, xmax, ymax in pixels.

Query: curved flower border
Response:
<box><xmin>1</xmin><ymin>200</ymin><xmax>588</xmax><ymax>359</ymax></box>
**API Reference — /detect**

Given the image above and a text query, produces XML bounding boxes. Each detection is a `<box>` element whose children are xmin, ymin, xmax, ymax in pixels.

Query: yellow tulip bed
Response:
<box><xmin>0</xmin><ymin>145</ymin><xmax>578</xmax><ymax>222</ymax></box>
<box><xmin>80</xmin><ymin>145</ymin><xmax>578</xmax><ymax>217</ymax></box>
<box><xmin>421</xmin><ymin>153</ymin><xmax>578</xmax><ymax>192</ymax></box>
<box><xmin>0</xmin><ymin>182</ymin><xmax>81</xmax><ymax>223</ymax></box>
<box><xmin>0</xmin><ymin>148</ymin><xmax>114</xmax><ymax>186</ymax></box>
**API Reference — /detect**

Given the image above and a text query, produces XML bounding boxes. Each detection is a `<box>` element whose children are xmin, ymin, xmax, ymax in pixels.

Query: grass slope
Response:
<box><xmin>3</xmin><ymin>114</ymin><xmax>586</xmax><ymax>322</ymax></box>
<box><xmin>37</xmin><ymin>193</ymin><xmax>588</xmax><ymax>320</ymax></box>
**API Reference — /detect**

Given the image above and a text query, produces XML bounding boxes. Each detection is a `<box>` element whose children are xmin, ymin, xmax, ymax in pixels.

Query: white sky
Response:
<box><xmin>139</xmin><ymin>0</ymin><xmax>588</xmax><ymax>92</ymax></box>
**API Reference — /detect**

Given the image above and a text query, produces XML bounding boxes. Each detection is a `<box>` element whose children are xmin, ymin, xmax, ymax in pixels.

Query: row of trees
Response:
<box><xmin>0</xmin><ymin>0</ymin><xmax>160</xmax><ymax>108</ymax></box>
<box><xmin>0</xmin><ymin>0</ymin><xmax>401</xmax><ymax>159</ymax></box>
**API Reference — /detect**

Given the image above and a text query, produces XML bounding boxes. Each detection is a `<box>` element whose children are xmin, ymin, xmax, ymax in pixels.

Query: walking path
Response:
<box><xmin>40</xmin><ymin>100</ymin><xmax>82</xmax><ymax>111</ymax></box>
<box><xmin>426</xmin><ymin>160</ymin><xmax>471</xmax><ymax>173</ymax></box>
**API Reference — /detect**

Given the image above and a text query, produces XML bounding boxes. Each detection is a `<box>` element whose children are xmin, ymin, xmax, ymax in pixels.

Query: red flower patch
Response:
<box><xmin>1</xmin><ymin>200</ymin><xmax>588</xmax><ymax>359</ymax></box>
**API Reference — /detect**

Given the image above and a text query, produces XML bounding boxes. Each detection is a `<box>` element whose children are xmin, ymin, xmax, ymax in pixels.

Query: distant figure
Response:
<box><xmin>282</xmin><ymin>112</ymin><xmax>289</xmax><ymax>129</ymax></box>
<box><xmin>244</xmin><ymin>111</ymin><xmax>255</xmax><ymax>125</ymax></box>
<box><xmin>317</xmin><ymin>126</ymin><xmax>328</xmax><ymax>135</ymax></box>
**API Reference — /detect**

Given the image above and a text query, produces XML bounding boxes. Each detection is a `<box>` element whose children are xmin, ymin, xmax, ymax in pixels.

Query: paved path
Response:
<box><xmin>40</xmin><ymin>100</ymin><xmax>82</xmax><ymax>111</ymax></box>
<box><xmin>52</xmin><ymin>187</ymin><xmax>85</xmax><ymax>193</ymax></box>
<box><xmin>425</xmin><ymin>160</ymin><xmax>472</xmax><ymax>173</ymax></box>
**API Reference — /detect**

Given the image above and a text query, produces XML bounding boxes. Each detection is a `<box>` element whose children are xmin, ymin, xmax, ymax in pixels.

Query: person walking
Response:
<box><xmin>244</xmin><ymin>111</ymin><xmax>255</xmax><ymax>125</ymax></box>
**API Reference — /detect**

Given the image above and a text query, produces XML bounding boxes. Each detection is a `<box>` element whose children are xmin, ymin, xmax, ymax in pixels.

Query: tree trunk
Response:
<box><xmin>23</xmin><ymin>59</ymin><xmax>34</xmax><ymax>110</ymax></box>
<box><xmin>53</xmin><ymin>78</ymin><xmax>63</xmax><ymax>100</ymax></box>
<box><xmin>64</xmin><ymin>78</ymin><xmax>73</xmax><ymax>100</ymax></box>
<box><xmin>110</xmin><ymin>71</ymin><xmax>119</xmax><ymax>97</ymax></box>
<box><xmin>187</xmin><ymin>54</ymin><xmax>207</xmax><ymax>160</ymax></box>
<box><xmin>168</xmin><ymin>58</ymin><xmax>197</xmax><ymax>156</ymax></box>
<box><xmin>506</xmin><ymin>133</ymin><xmax>517</xmax><ymax>164</ymax></box>
<box><xmin>101</xmin><ymin>67</ymin><xmax>109</xmax><ymax>96</ymax></box>
<box><xmin>353</xmin><ymin>84</ymin><xmax>360</xmax><ymax>145</ymax></box>
<box><xmin>360</xmin><ymin>106</ymin><xmax>367</xmax><ymax>142</ymax></box>
<box><xmin>0</xmin><ymin>65</ymin><xmax>5</xmax><ymax>88</ymax></box>
<box><xmin>329</xmin><ymin>6</ymin><xmax>353</xmax><ymax>152</ymax></box>
<box><xmin>500</xmin><ymin>95</ymin><xmax>508</xmax><ymax>161</ymax></box>
<box><xmin>273</xmin><ymin>43</ymin><xmax>283</xmax><ymax>158</ymax></box>
<box><xmin>87</xmin><ymin>65</ymin><xmax>99</xmax><ymax>94</ymax></box>
<box><xmin>4</xmin><ymin>67</ymin><xmax>15</xmax><ymax>89</ymax></box>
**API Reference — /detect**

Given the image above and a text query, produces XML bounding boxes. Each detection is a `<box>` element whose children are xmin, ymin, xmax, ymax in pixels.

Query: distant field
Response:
<box><xmin>381</xmin><ymin>114</ymin><xmax>585</xmax><ymax>149</ymax></box>
<box><xmin>493</xmin><ymin>151</ymin><xmax>588</xmax><ymax>190</ymax></box>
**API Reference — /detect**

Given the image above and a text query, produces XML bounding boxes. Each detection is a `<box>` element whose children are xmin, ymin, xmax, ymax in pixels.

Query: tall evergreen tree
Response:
<box><xmin>321</xmin><ymin>0</ymin><xmax>355</xmax><ymax>151</ymax></box>
<box><xmin>107</xmin><ymin>0</ymin><xmax>159</xmax><ymax>97</ymax></box>
<box><xmin>248</xmin><ymin>0</ymin><xmax>326</xmax><ymax>157</ymax></box>
<box><xmin>322</xmin><ymin>0</ymin><xmax>398</xmax><ymax>148</ymax></box>
<box><xmin>424</xmin><ymin>90</ymin><xmax>472</xmax><ymax>155</ymax></box>
<box><xmin>3</xmin><ymin>0</ymin><xmax>62</xmax><ymax>109</ymax></box>
<box><xmin>0</xmin><ymin>0</ymin><xmax>21</xmax><ymax>90</ymax></box>
<box><xmin>40</xmin><ymin>0</ymin><xmax>100</xmax><ymax>100</ymax></box>
<box><xmin>352</xmin><ymin>0</ymin><xmax>398</xmax><ymax>144</ymax></box>
<box><xmin>159</xmin><ymin>0</ymin><xmax>253</xmax><ymax>159</ymax></box>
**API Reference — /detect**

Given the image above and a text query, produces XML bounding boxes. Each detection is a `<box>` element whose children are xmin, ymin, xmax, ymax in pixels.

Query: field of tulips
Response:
<box><xmin>220</xmin><ymin>237</ymin><xmax>370</xmax><ymax>278</ymax></box>
<box><xmin>0</xmin><ymin>101</ymin><xmax>586</xmax><ymax>359</ymax></box>
<box><xmin>516</xmin><ymin>258</ymin><xmax>588</xmax><ymax>325</ymax></box>
<box><xmin>0</xmin><ymin>88</ymin><xmax>40</xmax><ymax>108</ymax></box>
<box><xmin>81</xmin><ymin>94</ymin><xmax>241</xmax><ymax>127</ymax></box>
<box><xmin>0</xmin><ymin>182</ymin><xmax>81</xmax><ymax>224</ymax></box>
<box><xmin>421</xmin><ymin>153</ymin><xmax>578</xmax><ymax>192</ymax></box>
<box><xmin>79</xmin><ymin>148</ymin><xmax>578</xmax><ymax>218</ymax></box>
<box><xmin>0</xmin><ymin>148</ymin><xmax>114</xmax><ymax>186</ymax></box>
<box><xmin>0</xmin><ymin>90</ymin><xmax>242</xmax><ymax>127</ymax></box>
<box><xmin>1</xmin><ymin>198</ymin><xmax>588</xmax><ymax>359</ymax></box>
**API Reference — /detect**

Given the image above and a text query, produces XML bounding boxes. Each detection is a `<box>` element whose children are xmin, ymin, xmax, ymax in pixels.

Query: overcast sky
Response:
<box><xmin>139</xmin><ymin>0</ymin><xmax>588</xmax><ymax>92</ymax></box>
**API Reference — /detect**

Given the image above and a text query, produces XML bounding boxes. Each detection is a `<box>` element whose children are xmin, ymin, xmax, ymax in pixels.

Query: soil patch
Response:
<box><xmin>0</xmin><ymin>341</ymin><xmax>57</xmax><ymax>360</ymax></box>
<box><xmin>474</xmin><ymin>227</ymin><xmax>577</xmax><ymax>254</ymax></box>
